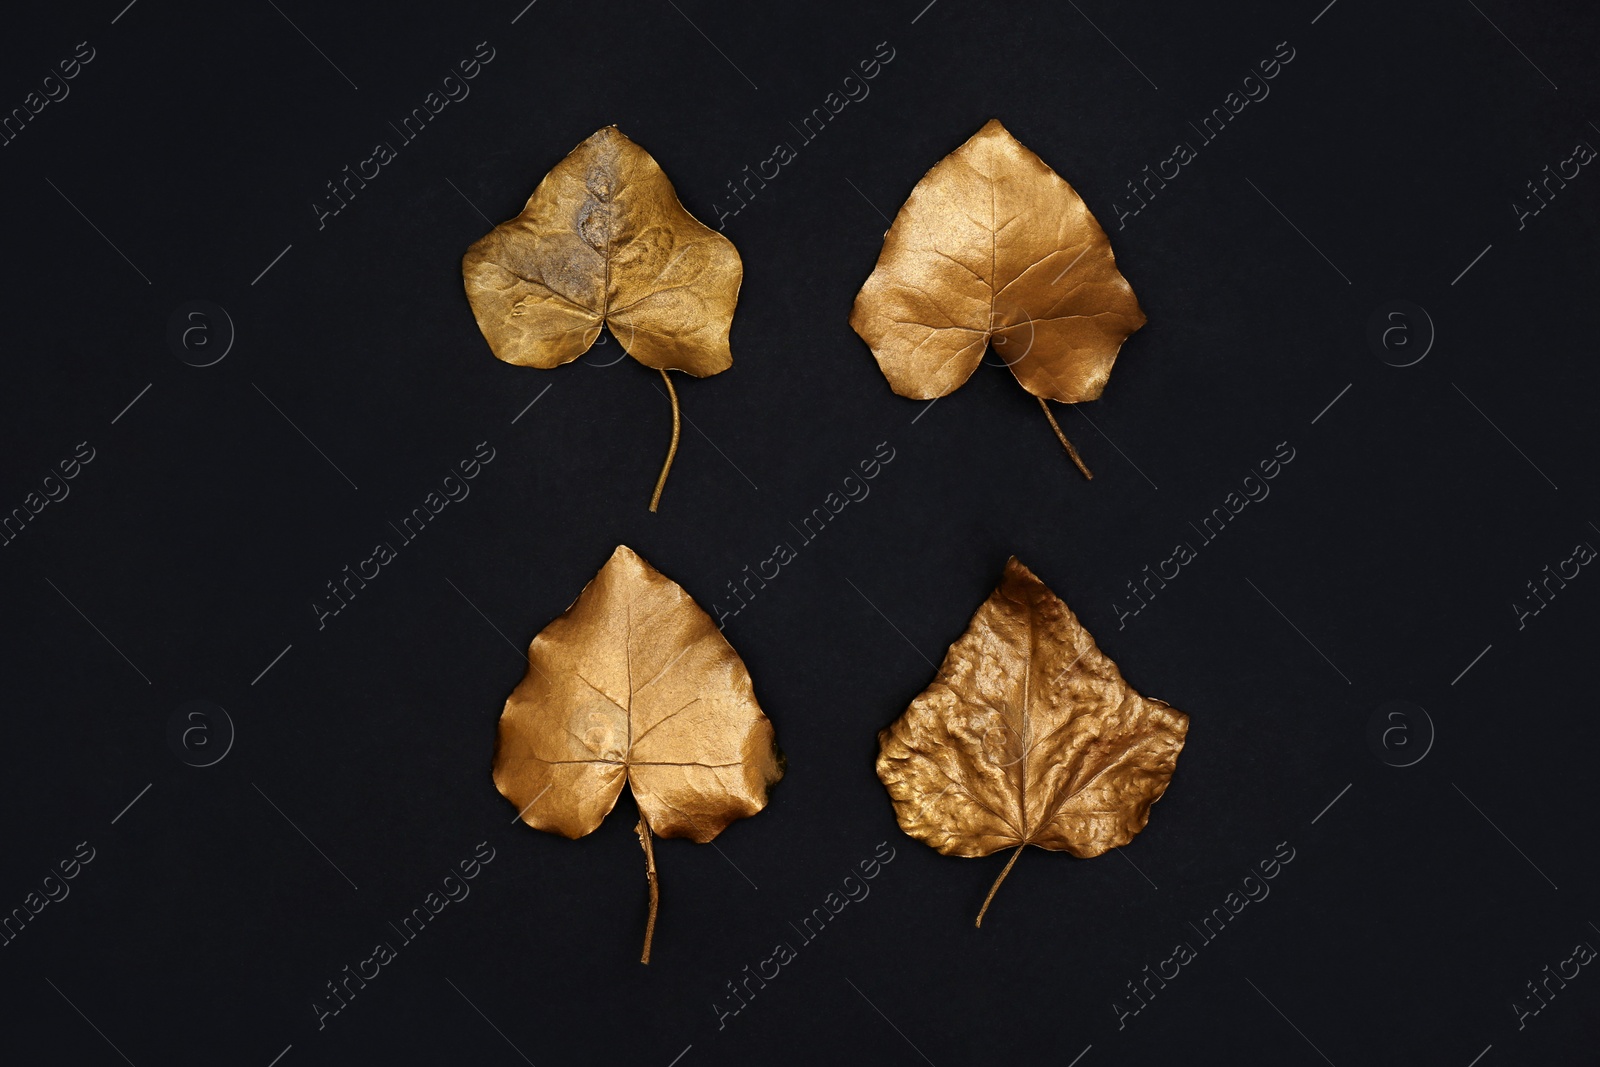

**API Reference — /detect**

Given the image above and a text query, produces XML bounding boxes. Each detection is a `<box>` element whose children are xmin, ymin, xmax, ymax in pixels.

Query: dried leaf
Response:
<box><xmin>850</xmin><ymin>119</ymin><xmax>1145</xmax><ymax>478</ymax></box>
<box><xmin>462</xmin><ymin>126</ymin><xmax>742</xmax><ymax>509</ymax></box>
<box><xmin>493</xmin><ymin>545</ymin><xmax>782</xmax><ymax>962</ymax></box>
<box><xmin>875</xmin><ymin>557</ymin><xmax>1187</xmax><ymax>926</ymax></box>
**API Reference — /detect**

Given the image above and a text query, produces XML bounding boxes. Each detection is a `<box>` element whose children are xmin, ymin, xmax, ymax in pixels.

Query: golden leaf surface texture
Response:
<box><xmin>463</xmin><ymin>126</ymin><xmax>742</xmax><ymax>375</ymax></box>
<box><xmin>493</xmin><ymin>545</ymin><xmax>782</xmax><ymax>960</ymax></box>
<box><xmin>850</xmin><ymin>119</ymin><xmax>1145</xmax><ymax>405</ymax></box>
<box><xmin>876</xmin><ymin>558</ymin><xmax>1187</xmax><ymax>922</ymax></box>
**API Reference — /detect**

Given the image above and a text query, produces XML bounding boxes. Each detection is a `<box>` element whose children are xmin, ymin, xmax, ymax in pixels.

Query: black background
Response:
<box><xmin>2</xmin><ymin>1</ymin><xmax>1598</xmax><ymax>1064</ymax></box>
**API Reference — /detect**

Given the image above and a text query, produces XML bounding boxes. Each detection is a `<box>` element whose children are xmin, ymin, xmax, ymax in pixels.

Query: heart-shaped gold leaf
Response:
<box><xmin>493</xmin><ymin>545</ymin><xmax>782</xmax><ymax>962</ymax></box>
<box><xmin>850</xmin><ymin>119</ymin><xmax>1145</xmax><ymax>478</ymax></box>
<box><xmin>463</xmin><ymin>127</ymin><xmax>743</xmax><ymax>510</ymax></box>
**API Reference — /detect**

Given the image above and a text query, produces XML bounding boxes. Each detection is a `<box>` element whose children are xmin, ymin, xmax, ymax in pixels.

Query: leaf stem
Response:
<box><xmin>1036</xmin><ymin>397</ymin><xmax>1093</xmax><ymax>480</ymax></box>
<box><xmin>649</xmin><ymin>369</ymin><xmax>681</xmax><ymax>512</ymax></box>
<box><xmin>637</xmin><ymin>817</ymin><xmax>659</xmax><ymax>964</ymax></box>
<box><xmin>975</xmin><ymin>844</ymin><xmax>1025</xmax><ymax>928</ymax></box>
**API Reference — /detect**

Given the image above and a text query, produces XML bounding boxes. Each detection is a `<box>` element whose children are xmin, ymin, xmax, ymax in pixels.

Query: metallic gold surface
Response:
<box><xmin>876</xmin><ymin>558</ymin><xmax>1187</xmax><ymax>922</ymax></box>
<box><xmin>850</xmin><ymin>119</ymin><xmax>1145</xmax><ymax>404</ymax></box>
<box><xmin>493</xmin><ymin>545</ymin><xmax>782</xmax><ymax>960</ymax></box>
<box><xmin>463</xmin><ymin>126</ymin><xmax>742</xmax><ymax>375</ymax></box>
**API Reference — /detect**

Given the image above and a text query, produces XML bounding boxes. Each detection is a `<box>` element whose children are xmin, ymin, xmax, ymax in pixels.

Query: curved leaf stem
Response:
<box><xmin>637</xmin><ymin>817</ymin><xmax>659</xmax><ymax>964</ymax></box>
<box><xmin>649</xmin><ymin>369</ymin><xmax>681</xmax><ymax>512</ymax></box>
<box><xmin>1036</xmin><ymin>397</ymin><xmax>1093</xmax><ymax>480</ymax></box>
<box><xmin>975</xmin><ymin>844</ymin><xmax>1025</xmax><ymax>928</ymax></box>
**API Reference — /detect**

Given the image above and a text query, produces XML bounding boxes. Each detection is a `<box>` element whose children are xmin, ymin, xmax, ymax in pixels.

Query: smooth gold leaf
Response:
<box><xmin>850</xmin><ymin>120</ymin><xmax>1145</xmax><ymax>477</ymax></box>
<box><xmin>463</xmin><ymin>126</ymin><xmax>742</xmax><ymax>374</ymax></box>
<box><xmin>876</xmin><ymin>557</ymin><xmax>1187</xmax><ymax>925</ymax></box>
<box><xmin>493</xmin><ymin>545</ymin><xmax>781</xmax><ymax>961</ymax></box>
<box><xmin>462</xmin><ymin>127</ymin><xmax>742</xmax><ymax>509</ymax></box>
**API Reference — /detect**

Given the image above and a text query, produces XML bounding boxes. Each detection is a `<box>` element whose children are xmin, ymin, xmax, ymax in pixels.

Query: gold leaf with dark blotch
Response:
<box><xmin>850</xmin><ymin>120</ymin><xmax>1145</xmax><ymax>478</ymax></box>
<box><xmin>876</xmin><ymin>557</ymin><xmax>1187</xmax><ymax>926</ymax></box>
<box><xmin>493</xmin><ymin>545</ymin><xmax>781</xmax><ymax>962</ymax></box>
<box><xmin>463</xmin><ymin>127</ymin><xmax>742</xmax><ymax>509</ymax></box>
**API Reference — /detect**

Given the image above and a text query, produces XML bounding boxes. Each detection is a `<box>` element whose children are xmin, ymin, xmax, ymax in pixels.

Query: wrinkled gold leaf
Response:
<box><xmin>462</xmin><ymin>126</ymin><xmax>742</xmax><ymax>509</ymax></box>
<box><xmin>876</xmin><ymin>557</ymin><xmax>1187</xmax><ymax>925</ymax></box>
<box><xmin>493</xmin><ymin>545</ymin><xmax>781</xmax><ymax>961</ymax></box>
<box><xmin>850</xmin><ymin>120</ymin><xmax>1145</xmax><ymax>477</ymax></box>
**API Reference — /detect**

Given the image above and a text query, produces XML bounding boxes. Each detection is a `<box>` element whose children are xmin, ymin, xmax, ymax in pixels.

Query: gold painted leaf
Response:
<box><xmin>493</xmin><ymin>545</ymin><xmax>781</xmax><ymax>961</ymax></box>
<box><xmin>875</xmin><ymin>557</ymin><xmax>1187</xmax><ymax>925</ymax></box>
<box><xmin>463</xmin><ymin>126</ymin><xmax>742</xmax><ymax>373</ymax></box>
<box><xmin>462</xmin><ymin>126</ymin><xmax>743</xmax><ymax>509</ymax></box>
<box><xmin>850</xmin><ymin>119</ymin><xmax>1145</xmax><ymax>477</ymax></box>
